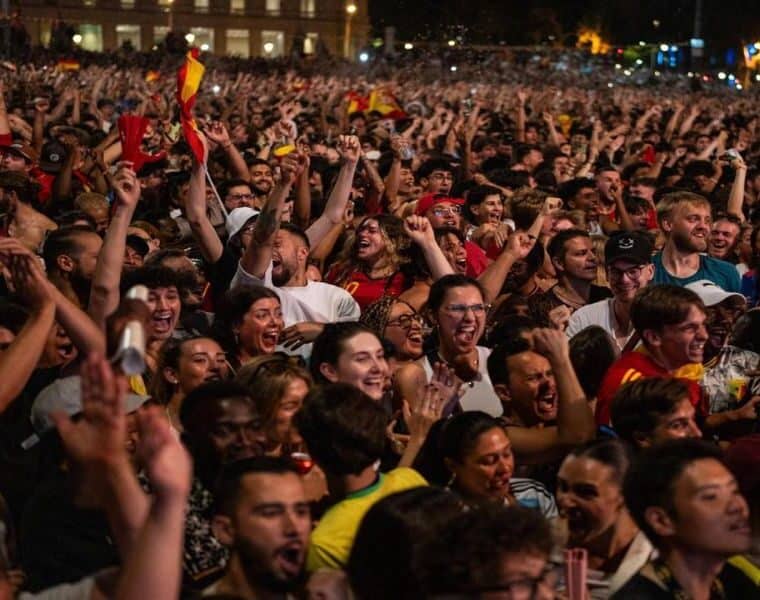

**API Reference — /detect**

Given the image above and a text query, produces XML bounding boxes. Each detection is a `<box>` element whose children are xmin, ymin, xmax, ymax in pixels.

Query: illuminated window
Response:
<box><xmin>78</xmin><ymin>24</ymin><xmax>103</xmax><ymax>52</ymax></box>
<box><xmin>230</xmin><ymin>0</ymin><xmax>245</xmax><ymax>14</ymax></box>
<box><xmin>190</xmin><ymin>27</ymin><xmax>214</xmax><ymax>52</ymax></box>
<box><xmin>226</xmin><ymin>29</ymin><xmax>250</xmax><ymax>57</ymax></box>
<box><xmin>121</xmin><ymin>0</ymin><xmax>135</xmax><ymax>8</ymax></box>
<box><xmin>261</xmin><ymin>30</ymin><xmax>284</xmax><ymax>57</ymax></box>
<box><xmin>265</xmin><ymin>0</ymin><xmax>280</xmax><ymax>16</ymax></box>
<box><xmin>116</xmin><ymin>24</ymin><xmax>141</xmax><ymax>50</ymax></box>
<box><xmin>304</xmin><ymin>32</ymin><xmax>318</xmax><ymax>54</ymax></box>
<box><xmin>300</xmin><ymin>0</ymin><xmax>315</xmax><ymax>18</ymax></box>
<box><xmin>195</xmin><ymin>0</ymin><xmax>209</xmax><ymax>13</ymax></box>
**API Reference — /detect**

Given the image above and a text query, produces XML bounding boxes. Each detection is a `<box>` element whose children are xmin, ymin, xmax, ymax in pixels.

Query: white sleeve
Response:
<box><xmin>566</xmin><ymin>310</ymin><xmax>585</xmax><ymax>339</ymax></box>
<box><xmin>231</xmin><ymin>261</ymin><xmax>301</xmax><ymax>322</ymax></box>
<box><xmin>337</xmin><ymin>292</ymin><xmax>361</xmax><ymax>321</ymax></box>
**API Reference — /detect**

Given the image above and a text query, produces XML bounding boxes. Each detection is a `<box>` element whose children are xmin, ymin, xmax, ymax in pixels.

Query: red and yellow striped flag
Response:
<box><xmin>176</xmin><ymin>48</ymin><xmax>206</xmax><ymax>164</ymax></box>
<box><xmin>368</xmin><ymin>87</ymin><xmax>406</xmax><ymax>120</ymax></box>
<box><xmin>145</xmin><ymin>70</ymin><xmax>161</xmax><ymax>83</ymax></box>
<box><xmin>346</xmin><ymin>91</ymin><xmax>369</xmax><ymax>115</ymax></box>
<box><xmin>57</xmin><ymin>59</ymin><xmax>80</xmax><ymax>72</ymax></box>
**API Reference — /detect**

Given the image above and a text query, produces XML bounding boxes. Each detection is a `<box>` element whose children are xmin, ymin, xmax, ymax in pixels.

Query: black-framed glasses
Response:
<box><xmin>607</xmin><ymin>264</ymin><xmax>645</xmax><ymax>280</ymax></box>
<box><xmin>386</xmin><ymin>313</ymin><xmax>424</xmax><ymax>330</ymax></box>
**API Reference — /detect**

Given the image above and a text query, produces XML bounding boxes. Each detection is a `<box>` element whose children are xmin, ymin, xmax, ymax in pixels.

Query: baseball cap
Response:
<box><xmin>684</xmin><ymin>280</ymin><xmax>746</xmax><ymax>307</ymax></box>
<box><xmin>226</xmin><ymin>206</ymin><xmax>260</xmax><ymax>239</ymax></box>
<box><xmin>415</xmin><ymin>193</ymin><xmax>465</xmax><ymax>216</ymax></box>
<box><xmin>4</xmin><ymin>142</ymin><xmax>39</xmax><ymax>164</ymax></box>
<box><xmin>604</xmin><ymin>231</ymin><xmax>654</xmax><ymax>266</ymax></box>
<box><xmin>38</xmin><ymin>141</ymin><xmax>67</xmax><ymax>174</ymax></box>
<box><xmin>24</xmin><ymin>375</ymin><xmax>149</xmax><ymax>448</ymax></box>
<box><xmin>126</xmin><ymin>234</ymin><xmax>150</xmax><ymax>257</ymax></box>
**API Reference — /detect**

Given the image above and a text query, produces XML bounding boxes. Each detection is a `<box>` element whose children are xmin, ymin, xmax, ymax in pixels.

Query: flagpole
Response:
<box><xmin>203</xmin><ymin>165</ymin><xmax>229</xmax><ymax>220</ymax></box>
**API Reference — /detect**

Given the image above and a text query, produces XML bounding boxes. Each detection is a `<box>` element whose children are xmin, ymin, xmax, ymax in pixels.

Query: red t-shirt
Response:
<box><xmin>465</xmin><ymin>240</ymin><xmax>489</xmax><ymax>278</ymax></box>
<box><xmin>326</xmin><ymin>269</ymin><xmax>407</xmax><ymax>312</ymax></box>
<box><xmin>595</xmin><ymin>350</ymin><xmax>705</xmax><ymax>426</ymax></box>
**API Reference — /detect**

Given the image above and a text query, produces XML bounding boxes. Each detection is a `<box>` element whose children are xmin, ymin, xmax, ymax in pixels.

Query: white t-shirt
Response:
<box><xmin>566</xmin><ymin>298</ymin><xmax>633</xmax><ymax>351</ymax></box>
<box><xmin>232</xmin><ymin>261</ymin><xmax>360</xmax><ymax>325</ymax></box>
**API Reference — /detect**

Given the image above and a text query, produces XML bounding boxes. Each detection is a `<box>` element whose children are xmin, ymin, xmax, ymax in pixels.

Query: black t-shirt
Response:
<box><xmin>20</xmin><ymin>470</ymin><xmax>120</xmax><ymax>592</ymax></box>
<box><xmin>206</xmin><ymin>246</ymin><xmax>240</xmax><ymax>309</ymax></box>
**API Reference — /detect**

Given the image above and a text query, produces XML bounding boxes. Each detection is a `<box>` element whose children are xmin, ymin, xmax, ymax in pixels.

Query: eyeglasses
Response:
<box><xmin>607</xmin><ymin>265</ymin><xmax>645</xmax><ymax>280</ymax></box>
<box><xmin>443</xmin><ymin>303</ymin><xmax>488</xmax><ymax>316</ymax></box>
<box><xmin>386</xmin><ymin>313</ymin><xmax>424</xmax><ymax>330</ymax></box>
<box><xmin>227</xmin><ymin>193</ymin><xmax>255</xmax><ymax>201</ymax></box>
<box><xmin>476</xmin><ymin>563</ymin><xmax>561</xmax><ymax>599</ymax></box>
<box><xmin>432</xmin><ymin>205</ymin><xmax>462</xmax><ymax>217</ymax></box>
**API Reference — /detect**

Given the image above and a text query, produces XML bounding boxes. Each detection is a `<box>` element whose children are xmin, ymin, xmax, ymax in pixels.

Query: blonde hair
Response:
<box><xmin>591</xmin><ymin>234</ymin><xmax>609</xmax><ymax>287</ymax></box>
<box><xmin>655</xmin><ymin>191</ymin><xmax>710</xmax><ymax>228</ymax></box>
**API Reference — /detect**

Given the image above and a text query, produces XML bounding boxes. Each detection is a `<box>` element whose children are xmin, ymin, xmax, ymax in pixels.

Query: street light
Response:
<box><xmin>404</xmin><ymin>42</ymin><xmax>413</xmax><ymax>50</ymax></box>
<box><xmin>344</xmin><ymin>3</ymin><xmax>357</xmax><ymax>59</ymax></box>
<box><xmin>264</xmin><ymin>41</ymin><xmax>274</xmax><ymax>54</ymax></box>
<box><xmin>72</xmin><ymin>33</ymin><xmax>83</xmax><ymax>45</ymax></box>
<box><xmin>185</xmin><ymin>33</ymin><xmax>195</xmax><ymax>44</ymax></box>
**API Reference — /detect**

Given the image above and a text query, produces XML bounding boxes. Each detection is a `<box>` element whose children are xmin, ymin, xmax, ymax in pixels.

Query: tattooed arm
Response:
<box><xmin>239</xmin><ymin>152</ymin><xmax>306</xmax><ymax>280</ymax></box>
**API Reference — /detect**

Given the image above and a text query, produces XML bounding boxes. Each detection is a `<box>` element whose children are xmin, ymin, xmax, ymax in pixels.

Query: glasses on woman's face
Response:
<box><xmin>443</xmin><ymin>303</ymin><xmax>488</xmax><ymax>317</ymax></box>
<box><xmin>386</xmin><ymin>313</ymin><xmax>424</xmax><ymax>330</ymax></box>
<box><xmin>432</xmin><ymin>205</ymin><xmax>462</xmax><ymax>217</ymax></box>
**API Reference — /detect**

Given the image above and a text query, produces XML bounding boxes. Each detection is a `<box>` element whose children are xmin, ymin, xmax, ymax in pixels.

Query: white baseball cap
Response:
<box><xmin>225</xmin><ymin>207</ymin><xmax>260</xmax><ymax>239</ymax></box>
<box><xmin>684</xmin><ymin>280</ymin><xmax>746</xmax><ymax>307</ymax></box>
<box><xmin>24</xmin><ymin>376</ymin><xmax>149</xmax><ymax>448</ymax></box>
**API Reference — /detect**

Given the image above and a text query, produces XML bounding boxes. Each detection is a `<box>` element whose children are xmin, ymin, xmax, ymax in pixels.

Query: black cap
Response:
<box><xmin>38</xmin><ymin>141</ymin><xmax>67</xmax><ymax>174</ymax></box>
<box><xmin>605</xmin><ymin>231</ymin><xmax>654</xmax><ymax>266</ymax></box>
<box><xmin>126</xmin><ymin>235</ymin><xmax>150</xmax><ymax>257</ymax></box>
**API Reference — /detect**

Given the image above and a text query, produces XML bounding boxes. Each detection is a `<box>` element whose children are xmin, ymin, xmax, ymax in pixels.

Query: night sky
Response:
<box><xmin>370</xmin><ymin>0</ymin><xmax>760</xmax><ymax>49</ymax></box>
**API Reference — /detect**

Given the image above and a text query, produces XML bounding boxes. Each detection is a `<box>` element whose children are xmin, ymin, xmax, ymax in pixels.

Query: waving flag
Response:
<box><xmin>368</xmin><ymin>87</ymin><xmax>406</xmax><ymax>120</ymax></box>
<box><xmin>145</xmin><ymin>70</ymin><xmax>161</xmax><ymax>83</ymax></box>
<box><xmin>346</xmin><ymin>91</ymin><xmax>369</xmax><ymax>115</ymax></box>
<box><xmin>57</xmin><ymin>59</ymin><xmax>80</xmax><ymax>72</ymax></box>
<box><xmin>176</xmin><ymin>49</ymin><xmax>206</xmax><ymax>164</ymax></box>
<box><xmin>117</xmin><ymin>115</ymin><xmax>167</xmax><ymax>173</ymax></box>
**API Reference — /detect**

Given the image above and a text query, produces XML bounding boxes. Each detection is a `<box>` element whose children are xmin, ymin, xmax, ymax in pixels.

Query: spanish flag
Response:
<box><xmin>57</xmin><ymin>59</ymin><xmax>80</xmax><ymax>72</ymax></box>
<box><xmin>145</xmin><ymin>70</ymin><xmax>161</xmax><ymax>83</ymax></box>
<box><xmin>176</xmin><ymin>48</ymin><xmax>205</xmax><ymax>164</ymax></box>
<box><xmin>367</xmin><ymin>87</ymin><xmax>406</xmax><ymax>120</ymax></box>
<box><xmin>346</xmin><ymin>91</ymin><xmax>369</xmax><ymax>115</ymax></box>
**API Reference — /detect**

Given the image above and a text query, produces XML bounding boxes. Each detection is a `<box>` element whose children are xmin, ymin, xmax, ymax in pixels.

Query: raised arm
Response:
<box><xmin>726</xmin><ymin>154</ymin><xmax>748</xmax><ymax>223</ymax></box>
<box><xmin>506</xmin><ymin>328</ymin><xmax>595</xmax><ymax>463</ymax></box>
<box><xmin>239</xmin><ymin>152</ymin><xmax>305</xmax><ymax>279</ymax></box>
<box><xmin>305</xmin><ymin>135</ymin><xmax>360</xmax><ymax>247</ymax></box>
<box><xmin>404</xmin><ymin>216</ymin><xmax>454</xmax><ymax>280</ymax></box>
<box><xmin>293</xmin><ymin>149</ymin><xmax>312</xmax><ymax>228</ymax></box>
<box><xmin>89</xmin><ymin>165</ymin><xmax>141</xmax><ymax>327</ymax></box>
<box><xmin>478</xmin><ymin>231</ymin><xmax>536</xmax><ymax>305</ymax></box>
<box><xmin>0</xmin><ymin>80</ymin><xmax>10</xmax><ymax>140</ymax></box>
<box><xmin>185</xmin><ymin>134</ymin><xmax>224</xmax><ymax>264</ymax></box>
<box><xmin>203</xmin><ymin>120</ymin><xmax>251</xmax><ymax>182</ymax></box>
<box><xmin>0</xmin><ymin>254</ymin><xmax>56</xmax><ymax>414</ymax></box>
<box><xmin>115</xmin><ymin>408</ymin><xmax>191</xmax><ymax>600</ymax></box>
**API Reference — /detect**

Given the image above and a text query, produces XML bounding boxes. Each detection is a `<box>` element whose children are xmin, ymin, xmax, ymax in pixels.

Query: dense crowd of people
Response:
<box><xmin>0</xmin><ymin>39</ymin><xmax>758</xmax><ymax>599</ymax></box>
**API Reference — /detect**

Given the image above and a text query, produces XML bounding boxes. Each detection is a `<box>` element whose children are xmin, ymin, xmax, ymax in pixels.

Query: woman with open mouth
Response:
<box><xmin>326</xmin><ymin>215</ymin><xmax>411</xmax><ymax>311</ymax></box>
<box><xmin>415</xmin><ymin>411</ymin><xmax>557</xmax><ymax>519</ymax></box>
<box><xmin>556</xmin><ymin>439</ymin><xmax>654</xmax><ymax>598</ymax></box>
<box><xmin>215</xmin><ymin>286</ymin><xmax>285</xmax><ymax>369</ymax></box>
<box><xmin>397</xmin><ymin>274</ymin><xmax>502</xmax><ymax>417</ymax></box>
<box><xmin>360</xmin><ymin>296</ymin><xmax>426</xmax><ymax>365</ymax></box>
